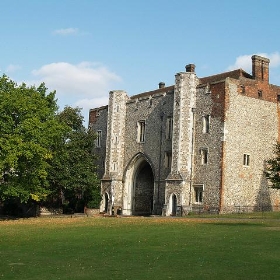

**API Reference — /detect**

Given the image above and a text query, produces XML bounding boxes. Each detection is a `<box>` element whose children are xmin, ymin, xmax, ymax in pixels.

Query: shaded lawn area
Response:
<box><xmin>0</xmin><ymin>216</ymin><xmax>280</xmax><ymax>280</ymax></box>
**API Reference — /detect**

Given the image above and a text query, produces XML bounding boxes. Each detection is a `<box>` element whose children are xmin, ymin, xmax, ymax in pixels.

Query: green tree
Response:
<box><xmin>0</xmin><ymin>75</ymin><xmax>64</xmax><ymax>204</ymax></box>
<box><xmin>47</xmin><ymin>106</ymin><xmax>100</xmax><ymax>213</ymax></box>
<box><xmin>265</xmin><ymin>143</ymin><xmax>280</xmax><ymax>189</ymax></box>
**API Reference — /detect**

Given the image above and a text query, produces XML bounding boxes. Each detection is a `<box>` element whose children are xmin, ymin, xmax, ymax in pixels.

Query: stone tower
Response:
<box><xmin>163</xmin><ymin>64</ymin><xmax>198</xmax><ymax>215</ymax></box>
<box><xmin>101</xmin><ymin>90</ymin><xmax>128</xmax><ymax>214</ymax></box>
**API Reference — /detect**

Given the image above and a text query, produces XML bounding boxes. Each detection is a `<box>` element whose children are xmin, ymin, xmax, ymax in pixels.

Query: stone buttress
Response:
<box><xmin>101</xmin><ymin>90</ymin><xmax>128</xmax><ymax>214</ymax></box>
<box><xmin>163</xmin><ymin>65</ymin><xmax>198</xmax><ymax>215</ymax></box>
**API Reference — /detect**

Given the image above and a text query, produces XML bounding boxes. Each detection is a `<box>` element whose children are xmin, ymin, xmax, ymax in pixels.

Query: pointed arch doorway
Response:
<box><xmin>123</xmin><ymin>154</ymin><xmax>155</xmax><ymax>216</ymax></box>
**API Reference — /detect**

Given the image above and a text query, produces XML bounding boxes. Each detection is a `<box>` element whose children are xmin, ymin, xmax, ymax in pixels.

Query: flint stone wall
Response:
<box><xmin>222</xmin><ymin>79</ymin><xmax>280</xmax><ymax>211</ymax></box>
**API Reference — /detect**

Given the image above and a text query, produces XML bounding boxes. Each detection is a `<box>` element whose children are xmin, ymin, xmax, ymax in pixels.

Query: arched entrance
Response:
<box><xmin>123</xmin><ymin>153</ymin><xmax>155</xmax><ymax>216</ymax></box>
<box><xmin>133</xmin><ymin>161</ymin><xmax>154</xmax><ymax>216</ymax></box>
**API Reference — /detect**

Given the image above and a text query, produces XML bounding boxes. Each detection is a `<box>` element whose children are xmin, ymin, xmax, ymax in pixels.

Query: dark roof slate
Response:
<box><xmin>130</xmin><ymin>85</ymin><xmax>174</xmax><ymax>100</ymax></box>
<box><xmin>199</xmin><ymin>69</ymin><xmax>252</xmax><ymax>85</ymax></box>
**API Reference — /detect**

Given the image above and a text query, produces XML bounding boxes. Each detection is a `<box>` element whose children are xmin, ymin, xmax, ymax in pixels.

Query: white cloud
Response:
<box><xmin>6</xmin><ymin>64</ymin><xmax>21</xmax><ymax>73</ymax></box>
<box><xmin>53</xmin><ymin>28</ymin><xmax>79</xmax><ymax>36</ymax></box>
<box><xmin>227</xmin><ymin>55</ymin><xmax>252</xmax><ymax>72</ymax></box>
<box><xmin>268</xmin><ymin>52</ymin><xmax>280</xmax><ymax>68</ymax></box>
<box><xmin>75</xmin><ymin>96</ymin><xmax>110</xmax><ymax>124</ymax></box>
<box><xmin>227</xmin><ymin>52</ymin><xmax>280</xmax><ymax>73</ymax></box>
<box><xmin>29</xmin><ymin>62</ymin><xmax>122</xmax><ymax>119</ymax></box>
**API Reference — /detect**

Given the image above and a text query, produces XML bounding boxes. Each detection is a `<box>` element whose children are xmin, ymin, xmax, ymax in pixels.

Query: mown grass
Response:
<box><xmin>0</xmin><ymin>214</ymin><xmax>280</xmax><ymax>280</ymax></box>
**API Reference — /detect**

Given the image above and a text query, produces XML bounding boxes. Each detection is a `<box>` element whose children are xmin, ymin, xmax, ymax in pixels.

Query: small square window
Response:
<box><xmin>258</xmin><ymin>90</ymin><xmax>263</xmax><ymax>98</ymax></box>
<box><xmin>277</xmin><ymin>94</ymin><xmax>280</xmax><ymax>102</ymax></box>
<box><xmin>243</xmin><ymin>154</ymin><xmax>250</xmax><ymax>166</ymax></box>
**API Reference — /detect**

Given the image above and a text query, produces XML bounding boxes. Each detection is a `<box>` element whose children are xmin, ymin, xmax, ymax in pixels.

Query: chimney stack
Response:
<box><xmin>185</xmin><ymin>64</ymin><xmax>195</xmax><ymax>73</ymax></box>
<box><xmin>252</xmin><ymin>55</ymin><xmax>270</xmax><ymax>82</ymax></box>
<box><xmin>159</xmin><ymin>82</ymin><xmax>165</xmax><ymax>89</ymax></box>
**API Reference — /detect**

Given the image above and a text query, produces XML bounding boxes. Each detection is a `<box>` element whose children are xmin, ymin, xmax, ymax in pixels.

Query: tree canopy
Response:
<box><xmin>0</xmin><ymin>76</ymin><xmax>64</xmax><ymax>203</ymax></box>
<box><xmin>47</xmin><ymin>106</ymin><xmax>100</xmax><ymax>213</ymax></box>
<box><xmin>0</xmin><ymin>75</ymin><xmax>100</xmax><ymax>214</ymax></box>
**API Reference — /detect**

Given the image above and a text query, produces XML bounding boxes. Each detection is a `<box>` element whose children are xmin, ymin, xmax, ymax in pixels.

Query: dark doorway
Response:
<box><xmin>104</xmin><ymin>193</ymin><xmax>109</xmax><ymax>213</ymax></box>
<box><xmin>133</xmin><ymin>162</ymin><xmax>154</xmax><ymax>216</ymax></box>
<box><xmin>171</xmin><ymin>194</ymin><xmax>177</xmax><ymax>216</ymax></box>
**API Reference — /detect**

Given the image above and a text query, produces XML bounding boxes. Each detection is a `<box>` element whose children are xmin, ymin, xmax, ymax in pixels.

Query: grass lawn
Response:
<box><xmin>0</xmin><ymin>214</ymin><xmax>280</xmax><ymax>280</ymax></box>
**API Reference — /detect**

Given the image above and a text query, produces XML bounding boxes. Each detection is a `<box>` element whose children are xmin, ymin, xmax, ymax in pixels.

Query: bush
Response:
<box><xmin>86</xmin><ymin>200</ymin><xmax>100</xmax><ymax>209</ymax></box>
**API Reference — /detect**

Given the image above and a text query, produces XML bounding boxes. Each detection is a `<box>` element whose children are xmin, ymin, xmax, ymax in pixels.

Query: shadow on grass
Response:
<box><xmin>212</xmin><ymin>222</ymin><xmax>263</xmax><ymax>227</ymax></box>
<box><xmin>0</xmin><ymin>215</ymin><xmax>19</xmax><ymax>221</ymax></box>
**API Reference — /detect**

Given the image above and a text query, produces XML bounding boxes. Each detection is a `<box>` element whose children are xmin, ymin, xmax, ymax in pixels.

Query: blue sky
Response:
<box><xmin>1</xmin><ymin>0</ymin><xmax>280</xmax><ymax>123</ymax></box>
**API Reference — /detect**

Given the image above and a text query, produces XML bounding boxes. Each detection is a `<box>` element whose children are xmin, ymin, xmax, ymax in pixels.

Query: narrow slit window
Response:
<box><xmin>96</xmin><ymin>130</ymin><xmax>102</xmax><ymax>147</ymax></box>
<box><xmin>200</xmin><ymin>148</ymin><xmax>208</xmax><ymax>165</ymax></box>
<box><xmin>202</xmin><ymin>115</ymin><xmax>210</xmax><ymax>133</ymax></box>
<box><xmin>243</xmin><ymin>154</ymin><xmax>250</xmax><ymax>166</ymax></box>
<box><xmin>166</xmin><ymin>116</ymin><xmax>173</xmax><ymax>139</ymax></box>
<box><xmin>164</xmin><ymin>151</ymin><xmax>172</xmax><ymax>168</ymax></box>
<box><xmin>113</xmin><ymin>162</ymin><xmax>117</xmax><ymax>171</ymax></box>
<box><xmin>137</xmin><ymin>120</ymin><xmax>146</xmax><ymax>143</ymax></box>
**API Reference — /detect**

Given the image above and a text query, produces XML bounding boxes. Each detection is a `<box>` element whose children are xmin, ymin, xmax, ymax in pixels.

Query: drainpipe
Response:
<box><xmin>189</xmin><ymin>108</ymin><xmax>196</xmax><ymax>207</ymax></box>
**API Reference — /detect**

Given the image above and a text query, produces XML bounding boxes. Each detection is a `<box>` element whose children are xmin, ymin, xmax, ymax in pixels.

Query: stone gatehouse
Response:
<box><xmin>89</xmin><ymin>55</ymin><xmax>280</xmax><ymax>216</ymax></box>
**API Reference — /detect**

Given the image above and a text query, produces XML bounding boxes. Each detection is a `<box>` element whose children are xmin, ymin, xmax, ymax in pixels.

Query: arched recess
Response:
<box><xmin>167</xmin><ymin>193</ymin><xmax>178</xmax><ymax>216</ymax></box>
<box><xmin>123</xmin><ymin>153</ymin><xmax>155</xmax><ymax>216</ymax></box>
<box><xmin>100</xmin><ymin>192</ymin><xmax>109</xmax><ymax>213</ymax></box>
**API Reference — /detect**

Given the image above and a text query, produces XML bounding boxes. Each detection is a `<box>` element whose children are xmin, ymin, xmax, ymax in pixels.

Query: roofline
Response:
<box><xmin>89</xmin><ymin>105</ymin><xmax>108</xmax><ymax>112</ymax></box>
<box><xmin>130</xmin><ymin>85</ymin><xmax>174</xmax><ymax>100</ymax></box>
